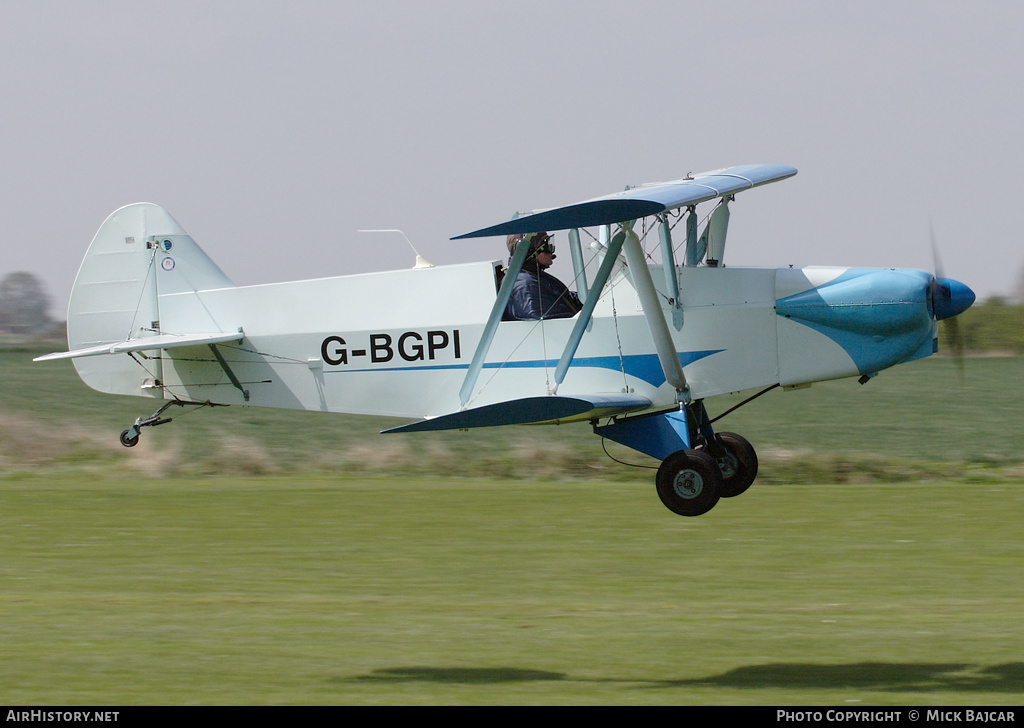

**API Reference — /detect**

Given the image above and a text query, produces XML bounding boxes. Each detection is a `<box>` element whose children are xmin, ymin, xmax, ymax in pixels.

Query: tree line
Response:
<box><xmin>0</xmin><ymin>272</ymin><xmax>52</xmax><ymax>335</ymax></box>
<box><xmin>952</xmin><ymin>296</ymin><xmax>1024</xmax><ymax>354</ymax></box>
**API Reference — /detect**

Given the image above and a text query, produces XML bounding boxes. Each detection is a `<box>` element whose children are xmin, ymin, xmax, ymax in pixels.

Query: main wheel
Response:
<box><xmin>655</xmin><ymin>449</ymin><xmax>722</xmax><ymax>517</ymax></box>
<box><xmin>120</xmin><ymin>429</ymin><xmax>140</xmax><ymax>448</ymax></box>
<box><xmin>710</xmin><ymin>432</ymin><xmax>758</xmax><ymax>498</ymax></box>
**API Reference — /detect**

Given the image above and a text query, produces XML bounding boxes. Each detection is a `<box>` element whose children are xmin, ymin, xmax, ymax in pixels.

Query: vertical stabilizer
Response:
<box><xmin>66</xmin><ymin>203</ymin><xmax>234</xmax><ymax>398</ymax></box>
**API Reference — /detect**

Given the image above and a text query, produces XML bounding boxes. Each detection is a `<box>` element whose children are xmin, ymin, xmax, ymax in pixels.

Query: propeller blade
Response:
<box><xmin>930</xmin><ymin>221</ymin><xmax>945</xmax><ymax>279</ymax></box>
<box><xmin>941</xmin><ymin>315</ymin><xmax>966</xmax><ymax>380</ymax></box>
<box><xmin>928</xmin><ymin>224</ymin><xmax>974</xmax><ymax>379</ymax></box>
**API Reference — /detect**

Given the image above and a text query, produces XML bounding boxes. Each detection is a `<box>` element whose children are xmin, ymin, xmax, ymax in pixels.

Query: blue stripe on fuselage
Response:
<box><xmin>325</xmin><ymin>350</ymin><xmax>722</xmax><ymax>387</ymax></box>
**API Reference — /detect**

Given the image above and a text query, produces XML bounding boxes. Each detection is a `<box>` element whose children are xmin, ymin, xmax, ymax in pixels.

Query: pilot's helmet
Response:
<box><xmin>506</xmin><ymin>232</ymin><xmax>553</xmax><ymax>258</ymax></box>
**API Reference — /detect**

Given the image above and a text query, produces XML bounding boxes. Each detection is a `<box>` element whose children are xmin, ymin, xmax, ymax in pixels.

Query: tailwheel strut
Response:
<box><xmin>119</xmin><ymin>400</ymin><xmax>220</xmax><ymax>447</ymax></box>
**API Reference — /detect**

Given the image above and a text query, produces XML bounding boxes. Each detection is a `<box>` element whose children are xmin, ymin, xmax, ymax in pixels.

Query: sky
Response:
<box><xmin>3</xmin><ymin>0</ymin><xmax>1023</xmax><ymax>318</ymax></box>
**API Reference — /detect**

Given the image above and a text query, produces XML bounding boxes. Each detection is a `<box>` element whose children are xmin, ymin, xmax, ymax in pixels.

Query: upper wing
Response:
<box><xmin>382</xmin><ymin>393</ymin><xmax>652</xmax><ymax>433</ymax></box>
<box><xmin>452</xmin><ymin>164</ymin><xmax>796</xmax><ymax>239</ymax></box>
<box><xmin>33</xmin><ymin>330</ymin><xmax>244</xmax><ymax>362</ymax></box>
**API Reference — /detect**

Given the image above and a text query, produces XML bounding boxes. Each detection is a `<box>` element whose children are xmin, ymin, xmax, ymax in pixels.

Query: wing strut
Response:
<box><xmin>622</xmin><ymin>226</ymin><xmax>689</xmax><ymax>399</ymax></box>
<box><xmin>703</xmin><ymin>198</ymin><xmax>731</xmax><ymax>267</ymax></box>
<box><xmin>459</xmin><ymin>235</ymin><xmax>532</xmax><ymax>407</ymax></box>
<box><xmin>658</xmin><ymin>215</ymin><xmax>683</xmax><ymax>330</ymax></box>
<box><xmin>684</xmin><ymin>206</ymin><xmax>702</xmax><ymax>266</ymax></box>
<box><xmin>567</xmin><ymin>228</ymin><xmax>589</xmax><ymax>308</ymax></box>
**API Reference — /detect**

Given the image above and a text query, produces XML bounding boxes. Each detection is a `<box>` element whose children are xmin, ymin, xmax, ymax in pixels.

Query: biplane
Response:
<box><xmin>37</xmin><ymin>164</ymin><xmax>975</xmax><ymax>516</ymax></box>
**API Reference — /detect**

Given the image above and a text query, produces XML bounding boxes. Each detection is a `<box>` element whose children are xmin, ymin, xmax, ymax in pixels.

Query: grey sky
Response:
<box><xmin>3</xmin><ymin>1</ymin><xmax>1022</xmax><ymax>317</ymax></box>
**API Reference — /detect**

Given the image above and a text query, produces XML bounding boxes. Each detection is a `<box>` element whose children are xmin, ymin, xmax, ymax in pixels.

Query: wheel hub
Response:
<box><xmin>672</xmin><ymin>469</ymin><xmax>704</xmax><ymax>499</ymax></box>
<box><xmin>717</xmin><ymin>452</ymin><xmax>739</xmax><ymax>479</ymax></box>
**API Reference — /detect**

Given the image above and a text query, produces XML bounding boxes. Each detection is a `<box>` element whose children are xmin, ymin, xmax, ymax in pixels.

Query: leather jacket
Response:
<box><xmin>506</xmin><ymin>264</ymin><xmax>582</xmax><ymax>320</ymax></box>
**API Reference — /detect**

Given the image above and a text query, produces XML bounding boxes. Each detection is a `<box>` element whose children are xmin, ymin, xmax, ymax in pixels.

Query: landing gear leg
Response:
<box><xmin>685</xmin><ymin>400</ymin><xmax>759</xmax><ymax>498</ymax></box>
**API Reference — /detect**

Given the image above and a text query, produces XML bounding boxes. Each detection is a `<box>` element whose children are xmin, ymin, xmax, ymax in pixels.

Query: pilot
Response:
<box><xmin>506</xmin><ymin>232</ymin><xmax>582</xmax><ymax>321</ymax></box>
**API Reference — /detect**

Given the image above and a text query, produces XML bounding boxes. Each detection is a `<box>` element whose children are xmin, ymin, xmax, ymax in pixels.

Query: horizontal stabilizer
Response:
<box><xmin>453</xmin><ymin>164</ymin><xmax>796</xmax><ymax>239</ymax></box>
<box><xmin>34</xmin><ymin>330</ymin><xmax>244</xmax><ymax>362</ymax></box>
<box><xmin>382</xmin><ymin>393</ymin><xmax>652</xmax><ymax>433</ymax></box>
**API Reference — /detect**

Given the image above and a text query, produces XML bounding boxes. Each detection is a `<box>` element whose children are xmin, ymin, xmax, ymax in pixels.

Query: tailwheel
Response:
<box><xmin>655</xmin><ymin>449</ymin><xmax>722</xmax><ymax>517</ymax></box>
<box><xmin>119</xmin><ymin>428</ymin><xmax>140</xmax><ymax>448</ymax></box>
<box><xmin>709</xmin><ymin>432</ymin><xmax>758</xmax><ymax>498</ymax></box>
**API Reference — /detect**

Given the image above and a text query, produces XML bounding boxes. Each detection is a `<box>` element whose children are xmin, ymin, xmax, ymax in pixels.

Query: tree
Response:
<box><xmin>0</xmin><ymin>272</ymin><xmax>52</xmax><ymax>334</ymax></box>
<box><xmin>956</xmin><ymin>296</ymin><xmax>1024</xmax><ymax>354</ymax></box>
<box><xmin>1012</xmin><ymin>259</ymin><xmax>1024</xmax><ymax>304</ymax></box>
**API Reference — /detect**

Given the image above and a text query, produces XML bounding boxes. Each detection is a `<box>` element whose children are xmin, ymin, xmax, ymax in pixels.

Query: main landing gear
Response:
<box><xmin>595</xmin><ymin>397</ymin><xmax>762</xmax><ymax>517</ymax></box>
<box><xmin>655</xmin><ymin>431</ymin><xmax>759</xmax><ymax>516</ymax></box>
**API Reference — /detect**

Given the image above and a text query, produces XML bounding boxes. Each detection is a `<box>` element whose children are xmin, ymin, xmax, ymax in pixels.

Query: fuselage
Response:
<box><xmin>75</xmin><ymin>255</ymin><xmax>953</xmax><ymax>421</ymax></box>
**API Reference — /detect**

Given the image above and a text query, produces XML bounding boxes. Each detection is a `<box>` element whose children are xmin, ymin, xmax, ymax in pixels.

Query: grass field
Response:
<box><xmin>1</xmin><ymin>345</ymin><xmax>1022</xmax><ymax>704</ymax></box>
<box><xmin>2</xmin><ymin>476</ymin><xmax>1022</xmax><ymax>705</ymax></box>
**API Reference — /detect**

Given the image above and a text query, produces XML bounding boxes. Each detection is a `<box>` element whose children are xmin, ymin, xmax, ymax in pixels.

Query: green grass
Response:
<box><xmin>1</xmin><ymin>475</ymin><xmax>1022</xmax><ymax>704</ymax></box>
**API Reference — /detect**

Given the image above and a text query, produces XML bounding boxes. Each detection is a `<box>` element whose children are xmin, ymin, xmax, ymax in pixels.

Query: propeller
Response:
<box><xmin>928</xmin><ymin>225</ymin><xmax>975</xmax><ymax>373</ymax></box>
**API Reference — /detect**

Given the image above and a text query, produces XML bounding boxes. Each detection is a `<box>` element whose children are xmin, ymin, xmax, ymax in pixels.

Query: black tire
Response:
<box><xmin>655</xmin><ymin>449</ymin><xmax>722</xmax><ymax>517</ymax></box>
<box><xmin>711</xmin><ymin>432</ymin><xmax>758</xmax><ymax>498</ymax></box>
<box><xmin>120</xmin><ymin>429</ymin><xmax>140</xmax><ymax>448</ymax></box>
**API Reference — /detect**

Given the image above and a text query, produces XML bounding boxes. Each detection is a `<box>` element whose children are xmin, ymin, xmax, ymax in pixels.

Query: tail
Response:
<box><xmin>37</xmin><ymin>203</ymin><xmax>237</xmax><ymax>398</ymax></box>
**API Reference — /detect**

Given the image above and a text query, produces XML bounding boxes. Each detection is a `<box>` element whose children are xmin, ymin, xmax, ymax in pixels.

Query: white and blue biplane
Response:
<box><xmin>37</xmin><ymin>165</ymin><xmax>975</xmax><ymax>516</ymax></box>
